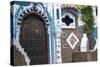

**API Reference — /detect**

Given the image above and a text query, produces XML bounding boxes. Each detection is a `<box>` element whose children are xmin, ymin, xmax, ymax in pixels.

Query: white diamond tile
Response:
<box><xmin>66</xmin><ymin>32</ymin><xmax>79</xmax><ymax>49</ymax></box>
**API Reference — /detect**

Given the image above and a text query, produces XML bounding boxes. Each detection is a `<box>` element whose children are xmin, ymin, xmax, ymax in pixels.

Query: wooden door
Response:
<box><xmin>19</xmin><ymin>13</ymin><xmax>49</xmax><ymax>65</ymax></box>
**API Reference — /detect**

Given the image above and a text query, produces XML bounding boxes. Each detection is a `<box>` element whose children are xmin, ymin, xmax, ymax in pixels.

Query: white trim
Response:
<box><xmin>54</xmin><ymin>3</ymin><xmax>62</xmax><ymax>63</ymax></box>
<box><xmin>14</xmin><ymin>28</ymin><xmax>30</xmax><ymax>65</ymax></box>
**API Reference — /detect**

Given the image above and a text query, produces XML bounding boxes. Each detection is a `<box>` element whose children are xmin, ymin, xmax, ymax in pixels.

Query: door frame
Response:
<box><xmin>16</xmin><ymin>10</ymin><xmax>50</xmax><ymax>64</ymax></box>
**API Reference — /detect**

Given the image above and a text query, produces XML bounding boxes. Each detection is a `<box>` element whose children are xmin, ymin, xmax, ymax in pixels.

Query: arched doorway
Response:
<box><xmin>19</xmin><ymin>13</ymin><xmax>49</xmax><ymax>65</ymax></box>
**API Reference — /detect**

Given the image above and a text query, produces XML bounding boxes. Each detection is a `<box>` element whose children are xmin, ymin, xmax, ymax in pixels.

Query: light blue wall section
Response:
<box><xmin>44</xmin><ymin>5</ymin><xmax>55</xmax><ymax>64</ymax></box>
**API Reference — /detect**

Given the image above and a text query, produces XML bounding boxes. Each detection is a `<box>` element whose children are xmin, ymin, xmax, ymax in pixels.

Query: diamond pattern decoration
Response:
<box><xmin>66</xmin><ymin>32</ymin><xmax>79</xmax><ymax>49</ymax></box>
